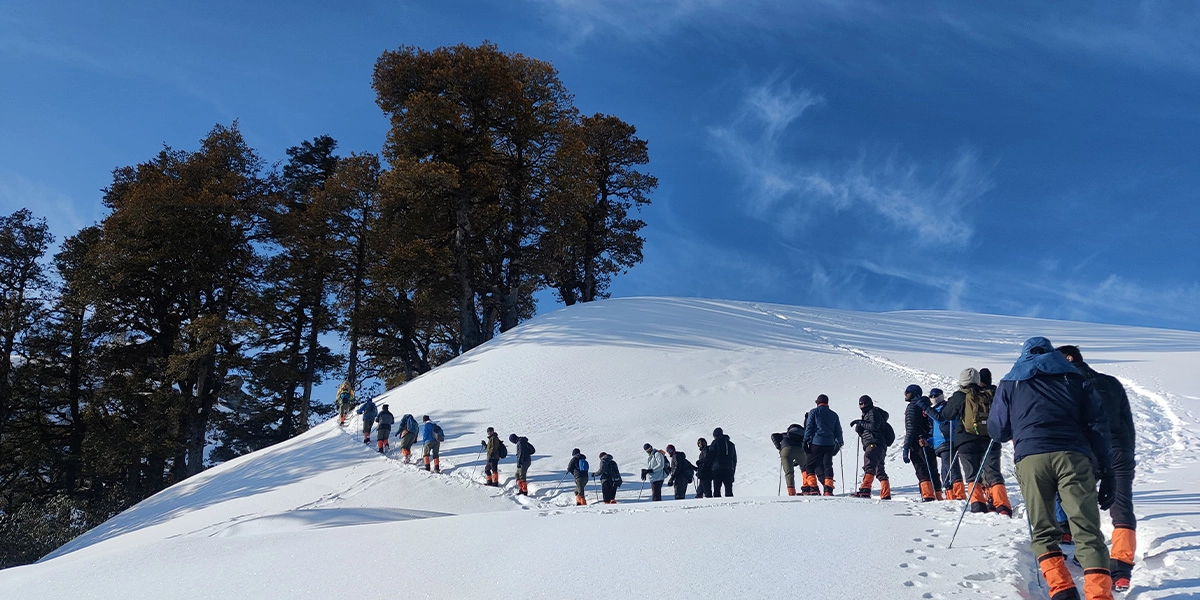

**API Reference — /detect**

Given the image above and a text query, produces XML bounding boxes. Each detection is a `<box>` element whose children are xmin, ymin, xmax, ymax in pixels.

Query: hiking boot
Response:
<box><xmin>969</xmin><ymin>501</ymin><xmax>989</xmax><ymax>513</ymax></box>
<box><xmin>822</xmin><ymin>488</ymin><xmax>834</xmax><ymax>497</ymax></box>
<box><xmin>1113</xmin><ymin>577</ymin><xmax>1130</xmax><ymax>592</ymax></box>
<box><xmin>851</xmin><ymin>489</ymin><xmax>872</xmax><ymax>498</ymax></box>
<box><xmin>993</xmin><ymin>504</ymin><xmax>1013</xmax><ymax>518</ymax></box>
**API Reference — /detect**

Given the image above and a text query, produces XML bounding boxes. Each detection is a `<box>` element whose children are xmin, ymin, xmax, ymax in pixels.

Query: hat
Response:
<box><xmin>959</xmin><ymin>367</ymin><xmax>980</xmax><ymax>387</ymax></box>
<box><xmin>422</xmin><ymin>415</ymin><xmax>430</xmax><ymax>422</ymax></box>
<box><xmin>978</xmin><ymin>368</ymin><xmax>992</xmax><ymax>386</ymax></box>
<box><xmin>381</xmin><ymin>404</ymin><xmax>388</xmax><ymax>409</ymax></box>
<box><xmin>858</xmin><ymin>395</ymin><xmax>873</xmax><ymax>407</ymax></box>
<box><xmin>713</xmin><ymin>427</ymin><xmax>724</xmax><ymax>438</ymax></box>
<box><xmin>572</xmin><ymin>448</ymin><xmax>580</xmax><ymax>456</ymax></box>
<box><xmin>815</xmin><ymin>394</ymin><xmax>829</xmax><ymax>405</ymax></box>
<box><xmin>905</xmin><ymin>384</ymin><xmax>923</xmax><ymax>398</ymax></box>
<box><xmin>598</xmin><ymin>452</ymin><xmax>608</xmax><ymax>459</ymax></box>
<box><xmin>509</xmin><ymin>433</ymin><xmax>518</xmax><ymax>443</ymax></box>
<box><xmin>643</xmin><ymin>443</ymin><xmax>652</xmax><ymax>451</ymax></box>
<box><xmin>929</xmin><ymin>388</ymin><xmax>944</xmax><ymax>398</ymax></box>
<box><xmin>665</xmin><ymin>444</ymin><xmax>676</xmax><ymax>453</ymax></box>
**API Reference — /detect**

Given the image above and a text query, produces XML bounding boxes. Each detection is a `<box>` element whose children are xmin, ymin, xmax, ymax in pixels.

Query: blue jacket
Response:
<box><xmin>804</xmin><ymin>404</ymin><xmax>843</xmax><ymax>447</ymax></box>
<box><xmin>989</xmin><ymin>338</ymin><xmax>1113</xmax><ymax>474</ymax></box>
<box><xmin>420</xmin><ymin>421</ymin><xmax>436</xmax><ymax>443</ymax></box>
<box><xmin>930</xmin><ymin>403</ymin><xmax>953</xmax><ymax>452</ymax></box>
<box><xmin>356</xmin><ymin>401</ymin><xmax>378</xmax><ymax>423</ymax></box>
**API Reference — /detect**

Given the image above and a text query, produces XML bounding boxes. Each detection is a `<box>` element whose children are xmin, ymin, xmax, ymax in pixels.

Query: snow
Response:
<box><xmin>2</xmin><ymin>297</ymin><xmax>1199</xmax><ymax>599</ymax></box>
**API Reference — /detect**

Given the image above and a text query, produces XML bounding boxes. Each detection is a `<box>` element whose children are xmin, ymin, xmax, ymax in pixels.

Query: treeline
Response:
<box><xmin>0</xmin><ymin>42</ymin><xmax>655</xmax><ymax>567</ymax></box>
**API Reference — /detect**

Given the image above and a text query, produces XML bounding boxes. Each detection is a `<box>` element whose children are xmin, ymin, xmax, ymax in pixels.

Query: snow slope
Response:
<box><xmin>2</xmin><ymin>297</ymin><xmax>1198</xmax><ymax>599</ymax></box>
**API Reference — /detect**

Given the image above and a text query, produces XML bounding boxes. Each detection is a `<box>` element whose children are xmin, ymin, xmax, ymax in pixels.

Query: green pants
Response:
<box><xmin>516</xmin><ymin>464</ymin><xmax>529</xmax><ymax>482</ymax></box>
<box><xmin>574</xmin><ymin>475</ymin><xmax>587</xmax><ymax>496</ymax></box>
<box><xmin>780</xmin><ymin>446</ymin><xmax>806</xmax><ymax>487</ymax></box>
<box><xmin>423</xmin><ymin>440</ymin><xmax>440</xmax><ymax>458</ymax></box>
<box><xmin>1015</xmin><ymin>451</ymin><xmax>1109</xmax><ymax>570</ymax></box>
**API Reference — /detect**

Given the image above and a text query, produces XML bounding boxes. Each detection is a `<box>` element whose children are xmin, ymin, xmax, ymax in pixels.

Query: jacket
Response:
<box><xmin>419</xmin><ymin>421</ymin><xmax>436</xmax><ymax>443</ymax></box>
<box><xmin>375</xmin><ymin>409</ymin><xmax>394</xmax><ymax>429</ymax></box>
<box><xmin>568</xmin><ymin>454</ymin><xmax>588</xmax><ymax>479</ymax></box>
<box><xmin>595</xmin><ymin>455</ymin><xmax>622</xmax><ymax>484</ymax></box>
<box><xmin>356</xmin><ymin>401</ymin><xmax>378</xmax><ymax>423</ymax></box>
<box><xmin>668</xmin><ymin>452</ymin><xmax>696</xmax><ymax>485</ymax></box>
<box><xmin>514</xmin><ymin>436</ymin><xmax>534</xmax><ymax>468</ymax></box>
<box><xmin>922</xmin><ymin>386</ymin><xmax>988</xmax><ymax>447</ymax></box>
<box><xmin>695</xmin><ymin>444</ymin><xmax>712</xmax><ymax>478</ymax></box>
<box><xmin>855</xmin><ymin>406</ymin><xmax>889</xmax><ymax>448</ymax></box>
<box><xmin>930</xmin><ymin>403</ymin><xmax>953</xmax><ymax>452</ymax></box>
<box><xmin>485</xmin><ymin>432</ymin><xmax>502</xmax><ymax>460</ymax></box>
<box><xmin>707</xmin><ymin>435</ymin><xmax>737</xmax><ymax>474</ymax></box>
<box><xmin>1074</xmin><ymin>361</ymin><xmax>1135</xmax><ymax>451</ymax></box>
<box><xmin>646</xmin><ymin>448</ymin><xmax>668</xmax><ymax>482</ymax></box>
<box><xmin>804</xmin><ymin>404</ymin><xmax>843</xmax><ymax>447</ymax></box>
<box><xmin>903</xmin><ymin>399</ymin><xmax>932</xmax><ymax>448</ymax></box>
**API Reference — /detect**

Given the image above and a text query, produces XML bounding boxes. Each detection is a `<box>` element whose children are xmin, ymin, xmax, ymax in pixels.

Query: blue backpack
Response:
<box><xmin>577</xmin><ymin>457</ymin><xmax>589</xmax><ymax>475</ymax></box>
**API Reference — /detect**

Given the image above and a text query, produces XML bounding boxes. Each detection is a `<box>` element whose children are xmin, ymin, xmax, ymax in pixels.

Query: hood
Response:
<box><xmin>1001</xmin><ymin>336</ymin><xmax>1079</xmax><ymax>382</ymax></box>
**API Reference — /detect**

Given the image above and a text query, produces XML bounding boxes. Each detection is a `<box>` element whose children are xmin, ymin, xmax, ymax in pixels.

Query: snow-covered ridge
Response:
<box><xmin>3</xmin><ymin>297</ymin><xmax>1199</xmax><ymax>599</ymax></box>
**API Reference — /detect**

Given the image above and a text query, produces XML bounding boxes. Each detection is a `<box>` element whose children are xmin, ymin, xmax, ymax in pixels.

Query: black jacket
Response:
<box><xmin>708</xmin><ymin>435</ymin><xmax>737</xmax><ymax>473</ymax></box>
<box><xmin>514</xmin><ymin>436</ymin><xmax>534</xmax><ymax>468</ymax></box>
<box><xmin>695</xmin><ymin>445</ymin><xmax>712</xmax><ymax>478</ymax></box>
<box><xmin>1075</xmin><ymin>361</ymin><xmax>1135</xmax><ymax>451</ymax></box>
<box><xmin>925</xmin><ymin>385</ymin><xmax>989</xmax><ymax>447</ymax></box>
<box><xmin>668</xmin><ymin>452</ymin><xmax>696</xmax><ymax>485</ymax></box>
<box><xmin>856</xmin><ymin>406</ymin><xmax>889</xmax><ymax>448</ymax></box>
<box><xmin>903</xmin><ymin>400</ymin><xmax>932</xmax><ymax>448</ymax></box>
<box><xmin>595</xmin><ymin>455</ymin><xmax>622</xmax><ymax>484</ymax></box>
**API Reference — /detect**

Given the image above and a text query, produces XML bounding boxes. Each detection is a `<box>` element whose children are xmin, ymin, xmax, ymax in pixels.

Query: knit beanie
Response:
<box><xmin>509</xmin><ymin>433</ymin><xmax>518</xmax><ymax>443</ymax></box>
<box><xmin>712</xmin><ymin>427</ymin><xmax>723</xmax><ymax>438</ymax></box>
<box><xmin>904</xmin><ymin>384</ymin><xmax>923</xmax><ymax>398</ymax></box>
<box><xmin>959</xmin><ymin>367</ymin><xmax>980</xmax><ymax>387</ymax></box>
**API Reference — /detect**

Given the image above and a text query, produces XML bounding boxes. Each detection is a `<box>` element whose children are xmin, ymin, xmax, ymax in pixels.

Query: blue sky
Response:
<box><xmin>3</xmin><ymin>1</ymin><xmax>1199</xmax><ymax>332</ymax></box>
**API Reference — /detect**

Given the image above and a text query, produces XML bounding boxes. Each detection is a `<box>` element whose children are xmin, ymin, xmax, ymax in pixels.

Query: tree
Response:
<box><xmin>542</xmin><ymin>114</ymin><xmax>656</xmax><ymax>304</ymax></box>
<box><xmin>373</xmin><ymin>42</ymin><xmax>574</xmax><ymax>352</ymax></box>
<box><xmin>0</xmin><ymin>209</ymin><xmax>53</xmax><ymax>440</ymax></box>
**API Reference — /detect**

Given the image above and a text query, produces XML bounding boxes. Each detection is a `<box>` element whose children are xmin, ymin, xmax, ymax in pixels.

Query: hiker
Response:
<box><xmin>850</xmin><ymin>395</ymin><xmax>891</xmax><ymax>499</ymax></box>
<box><xmin>420</xmin><ymin>415</ymin><xmax>441</xmax><ymax>473</ymax></box>
<box><xmin>509</xmin><ymin>433</ymin><xmax>535</xmax><ymax>495</ymax></box>
<box><xmin>694</xmin><ymin>438</ymin><xmax>713</xmax><ymax>498</ymax></box>
<box><xmin>920</xmin><ymin>368</ymin><xmax>1012</xmax><ymax>515</ymax></box>
<box><xmin>397</xmin><ymin>413</ymin><xmax>419</xmax><ymax>463</ymax></box>
<box><xmin>708</xmin><ymin>428</ymin><xmax>737</xmax><ymax>497</ymax></box>
<box><xmin>929</xmin><ymin>389</ymin><xmax>964</xmax><ymax>500</ymax></box>
<box><xmin>482</xmin><ymin>427</ymin><xmax>504</xmax><ymax>487</ymax></box>
<box><xmin>990</xmin><ymin>337</ymin><xmax>1116</xmax><ymax>600</ymax></box>
<box><xmin>803</xmin><ymin>395</ymin><xmax>842</xmax><ymax>496</ymax></box>
<box><xmin>567</xmin><ymin>449</ymin><xmax>590</xmax><ymax>505</ymax></box>
<box><xmin>374</xmin><ymin>404</ymin><xmax>394</xmax><ymax>453</ymax></box>
<box><xmin>335</xmin><ymin>382</ymin><xmax>354</xmax><ymax>427</ymax></box>
<box><xmin>903</xmin><ymin>385</ymin><xmax>942</xmax><ymax>501</ymax></box>
<box><xmin>593</xmin><ymin>452</ymin><xmax>622</xmax><ymax>504</ymax></box>
<box><xmin>356</xmin><ymin>399</ymin><xmax>378</xmax><ymax>444</ymax></box>
<box><xmin>1059</xmin><ymin>345</ymin><xmax>1137</xmax><ymax>592</ymax></box>
<box><xmin>641</xmin><ymin>443</ymin><xmax>669</xmax><ymax>501</ymax></box>
<box><xmin>665</xmin><ymin>445</ymin><xmax>696</xmax><ymax>500</ymax></box>
<box><xmin>772</xmin><ymin>422</ymin><xmax>807</xmax><ymax>496</ymax></box>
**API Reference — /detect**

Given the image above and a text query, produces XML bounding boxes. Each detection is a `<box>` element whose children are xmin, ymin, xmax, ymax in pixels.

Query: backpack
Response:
<box><xmin>400</xmin><ymin>414</ymin><xmax>417</xmax><ymax>433</ymax></box>
<box><xmin>881</xmin><ymin>421</ymin><xmax>896</xmax><ymax>447</ymax></box>
<box><xmin>432</xmin><ymin>423</ymin><xmax>445</xmax><ymax>442</ymax></box>
<box><xmin>577</xmin><ymin>457</ymin><xmax>589</xmax><ymax>475</ymax></box>
<box><xmin>498</xmin><ymin>441</ymin><xmax>508</xmax><ymax>458</ymax></box>
<box><xmin>962</xmin><ymin>386</ymin><xmax>994</xmax><ymax>436</ymax></box>
<box><xmin>525</xmin><ymin>441</ymin><xmax>536</xmax><ymax>456</ymax></box>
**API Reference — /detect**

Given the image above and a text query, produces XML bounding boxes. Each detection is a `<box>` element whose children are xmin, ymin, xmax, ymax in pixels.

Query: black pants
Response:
<box><xmin>602</xmin><ymin>480</ymin><xmax>618</xmax><ymax>503</ymax></box>
<box><xmin>1110</xmin><ymin>447</ymin><xmax>1136</xmax><ymax>528</ymax></box>
<box><xmin>485</xmin><ymin>458</ymin><xmax>500</xmax><ymax>477</ymax></box>
<box><xmin>804</xmin><ymin>444</ymin><xmax>836</xmax><ymax>485</ymax></box>
<box><xmin>712</xmin><ymin>471</ymin><xmax>733</xmax><ymax>497</ymax></box>
<box><xmin>673</xmin><ymin>479</ymin><xmax>689</xmax><ymax>499</ymax></box>
<box><xmin>862</xmin><ymin>443</ymin><xmax>888</xmax><ymax>481</ymax></box>
<box><xmin>650</xmin><ymin>480</ymin><xmax>663</xmax><ymax>501</ymax></box>
<box><xmin>956</xmin><ymin>437</ymin><xmax>1002</xmax><ymax>487</ymax></box>
<box><xmin>909</xmin><ymin>443</ymin><xmax>940</xmax><ymax>491</ymax></box>
<box><xmin>696</xmin><ymin>477</ymin><xmax>712</xmax><ymax>498</ymax></box>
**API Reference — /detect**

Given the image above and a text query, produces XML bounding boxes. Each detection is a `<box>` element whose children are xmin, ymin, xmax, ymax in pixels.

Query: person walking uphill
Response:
<box><xmin>929</xmin><ymin>389</ymin><xmax>964</xmax><ymax>500</ymax></box>
<box><xmin>851</xmin><ymin>395</ymin><xmax>892</xmax><ymax>499</ymax></box>
<box><xmin>374</xmin><ymin>404</ymin><xmax>394</xmax><ymax>453</ymax></box>
<box><xmin>694</xmin><ymin>438</ymin><xmax>712</xmax><ymax>498</ymax></box>
<box><xmin>803</xmin><ymin>395</ymin><xmax>842</xmax><ymax>496</ymax></box>
<box><xmin>708</xmin><ymin>428</ymin><xmax>737</xmax><ymax>497</ymax></box>
<box><xmin>665</xmin><ymin>445</ymin><xmax>696</xmax><ymax>500</ymax></box>
<box><xmin>641</xmin><ymin>444</ymin><xmax>669</xmax><ymax>501</ymax></box>
<box><xmin>772</xmin><ymin>423</ymin><xmax>807</xmax><ymax>496</ymax></box>
<box><xmin>509</xmin><ymin>433</ymin><xmax>535</xmax><ymax>495</ymax></box>
<box><xmin>903</xmin><ymin>385</ymin><xmax>942</xmax><ymax>501</ymax></box>
<box><xmin>1058</xmin><ymin>344</ymin><xmax>1138</xmax><ymax>592</ymax></box>
<box><xmin>482</xmin><ymin>428</ymin><xmax>505</xmax><ymax>487</ymax></box>
<box><xmin>420</xmin><ymin>415</ymin><xmax>442</xmax><ymax>473</ymax></box>
<box><xmin>336</xmin><ymin>382</ymin><xmax>354</xmax><ymax>427</ymax></box>
<box><xmin>919</xmin><ymin>368</ymin><xmax>1012</xmax><ymax>516</ymax></box>
<box><xmin>397</xmin><ymin>413</ymin><xmax>419</xmax><ymax>463</ymax></box>
<box><xmin>567</xmin><ymin>449</ymin><xmax>590</xmax><ymax>505</ymax></box>
<box><xmin>593</xmin><ymin>452</ymin><xmax>622</xmax><ymax>504</ymax></box>
<box><xmin>990</xmin><ymin>337</ymin><xmax>1116</xmax><ymax>600</ymax></box>
<box><xmin>356</xmin><ymin>399</ymin><xmax>378</xmax><ymax>444</ymax></box>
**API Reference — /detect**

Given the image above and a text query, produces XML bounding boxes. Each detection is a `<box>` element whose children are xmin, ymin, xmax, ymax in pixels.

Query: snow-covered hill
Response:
<box><xmin>2</xmin><ymin>298</ymin><xmax>1198</xmax><ymax>599</ymax></box>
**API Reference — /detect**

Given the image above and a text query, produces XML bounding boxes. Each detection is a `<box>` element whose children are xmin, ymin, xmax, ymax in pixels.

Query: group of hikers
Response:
<box><xmin>334</xmin><ymin>337</ymin><xmax>1135</xmax><ymax>599</ymax></box>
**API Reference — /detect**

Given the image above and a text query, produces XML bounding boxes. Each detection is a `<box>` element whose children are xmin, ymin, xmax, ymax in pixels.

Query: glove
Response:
<box><xmin>640</xmin><ymin>469</ymin><xmax>648</xmax><ymax>481</ymax></box>
<box><xmin>902</xmin><ymin>447</ymin><xmax>911</xmax><ymax>464</ymax></box>
<box><xmin>667</xmin><ymin>479</ymin><xmax>674</xmax><ymax>486</ymax></box>
<box><xmin>1097</xmin><ymin>475</ymin><xmax>1116</xmax><ymax>510</ymax></box>
<box><xmin>480</xmin><ymin>440</ymin><xmax>486</xmax><ymax>448</ymax></box>
<box><xmin>850</xmin><ymin>419</ymin><xmax>860</xmax><ymax>428</ymax></box>
<box><xmin>804</xmin><ymin>442</ymin><xmax>812</xmax><ymax>453</ymax></box>
<box><xmin>915</xmin><ymin>397</ymin><xmax>931</xmax><ymax>410</ymax></box>
<box><xmin>854</xmin><ymin>424</ymin><xmax>863</xmax><ymax>435</ymax></box>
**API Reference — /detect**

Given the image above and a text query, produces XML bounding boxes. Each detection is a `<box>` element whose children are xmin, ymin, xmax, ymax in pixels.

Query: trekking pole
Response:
<box><xmin>637</xmin><ymin>479</ymin><xmax>646</xmax><ymax>501</ymax></box>
<box><xmin>854</xmin><ymin>443</ymin><xmax>861</xmax><ymax>490</ymax></box>
<box><xmin>592</xmin><ymin>476</ymin><xmax>600</xmax><ymax>504</ymax></box>
<box><xmin>777</xmin><ymin>463</ymin><xmax>782</xmax><ymax>496</ymax></box>
<box><xmin>470</xmin><ymin>447</ymin><xmax>484</xmax><ymax>479</ymax></box>
<box><xmin>839</xmin><ymin>451</ymin><xmax>845</xmax><ymax>496</ymax></box>
<box><xmin>949</xmin><ymin>441</ymin><xmax>993</xmax><ymax>549</ymax></box>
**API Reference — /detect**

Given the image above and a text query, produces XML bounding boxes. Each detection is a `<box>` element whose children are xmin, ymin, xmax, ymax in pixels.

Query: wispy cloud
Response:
<box><xmin>709</xmin><ymin>78</ymin><xmax>993</xmax><ymax>245</ymax></box>
<box><xmin>0</xmin><ymin>169</ymin><xmax>97</xmax><ymax>245</ymax></box>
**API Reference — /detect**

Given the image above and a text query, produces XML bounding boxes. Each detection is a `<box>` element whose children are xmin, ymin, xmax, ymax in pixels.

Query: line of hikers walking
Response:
<box><xmin>335</xmin><ymin>336</ymin><xmax>1135</xmax><ymax>599</ymax></box>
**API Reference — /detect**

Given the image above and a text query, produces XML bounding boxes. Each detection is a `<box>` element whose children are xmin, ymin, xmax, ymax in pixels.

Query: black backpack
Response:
<box><xmin>881</xmin><ymin>421</ymin><xmax>896</xmax><ymax>447</ymax></box>
<box><xmin>498</xmin><ymin>441</ymin><xmax>508</xmax><ymax>458</ymax></box>
<box><xmin>432</xmin><ymin>423</ymin><xmax>445</xmax><ymax>442</ymax></box>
